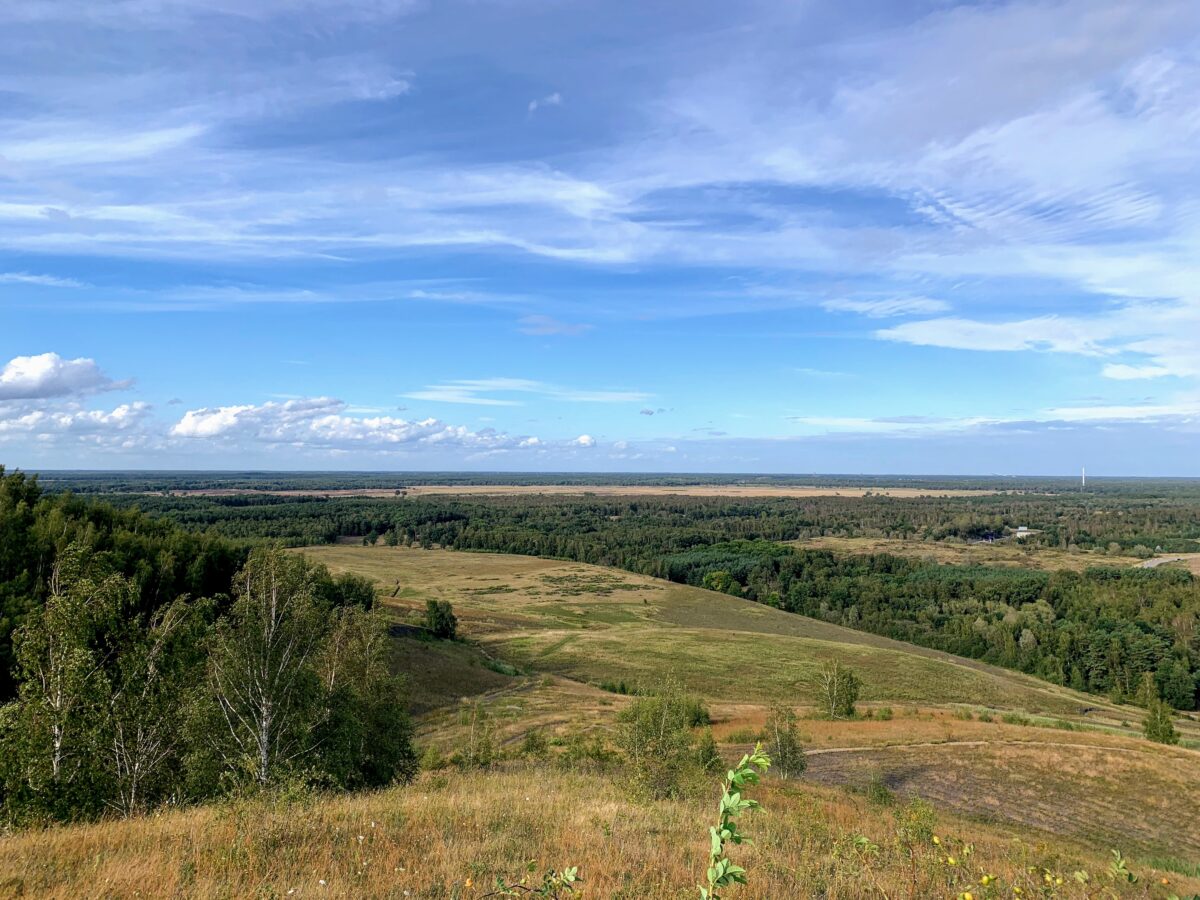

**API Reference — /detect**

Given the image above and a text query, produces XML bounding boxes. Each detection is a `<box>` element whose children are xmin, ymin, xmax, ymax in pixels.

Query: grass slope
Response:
<box><xmin>305</xmin><ymin>546</ymin><xmax>1200</xmax><ymax>862</ymax></box>
<box><xmin>2</xmin><ymin>770</ymin><xmax>1195</xmax><ymax>899</ymax></box>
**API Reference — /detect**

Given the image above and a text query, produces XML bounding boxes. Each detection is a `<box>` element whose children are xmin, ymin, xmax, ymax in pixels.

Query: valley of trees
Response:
<box><xmin>74</xmin><ymin>485</ymin><xmax>1199</xmax><ymax>711</ymax></box>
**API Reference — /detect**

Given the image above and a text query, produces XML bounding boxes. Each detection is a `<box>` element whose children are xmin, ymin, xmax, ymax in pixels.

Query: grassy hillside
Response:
<box><xmin>4</xmin><ymin>768</ymin><xmax>1196</xmax><ymax>899</ymax></box>
<box><xmin>3</xmin><ymin>544</ymin><xmax>1198</xmax><ymax>898</ymax></box>
<box><xmin>304</xmin><ymin>547</ymin><xmax>1200</xmax><ymax>856</ymax></box>
<box><xmin>303</xmin><ymin>545</ymin><xmax>1180</xmax><ymax>719</ymax></box>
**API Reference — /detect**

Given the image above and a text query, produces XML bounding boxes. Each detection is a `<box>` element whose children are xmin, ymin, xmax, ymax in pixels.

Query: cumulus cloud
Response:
<box><xmin>572</xmin><ymin>434</ymin><xmax>595</xmax><ymax>447</ymax></box>
<box><xmin>0</xmin><ymin>402</ymin><xmax>151</xmax><ymax>436</ymax></box>
<box><xmin>0</xmin><ymin>353</ymin><xmax>129</xmax><ymax>400</ymax></box>
<box><xmin>169</xmin><ymin>396</ymin><xmax>537</xmax><ymax>451</ymax></box>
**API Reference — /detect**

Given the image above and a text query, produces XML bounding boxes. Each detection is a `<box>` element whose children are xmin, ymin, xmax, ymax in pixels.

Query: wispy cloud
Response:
<box><xmin>403</xmin><ymin>378</ymin><xmax>649</xmax><ymax>406</ymax></box>
<box><xmin>527</xmin><ymin>92</ymin><xmax>562</xmax><ymax>115</ymax></box>
<box><xmin>822</xmin><ymin>297</ymin><xmax>951</xmax><ymax>318</ymax></box>
<box><xmin>516</xmin><ymin>314</ymin><xmax>592</xmax><ymax>336</ymax></box>
<box><xmin>0</xmin><ymin>272</ymin><xmax>85</xmax><ymax>288</ymax></box>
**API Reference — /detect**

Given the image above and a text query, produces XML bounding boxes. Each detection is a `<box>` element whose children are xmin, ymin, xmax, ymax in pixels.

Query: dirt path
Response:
<box><xmin>805</xmin><ymin>737</ymin><xmax>1198</xmax><ymax>758</ymax></box>
<box><xmin>1139</xmin><ymin>552</ymin><xmax>1200</xmax><ymax>572</ymax></box>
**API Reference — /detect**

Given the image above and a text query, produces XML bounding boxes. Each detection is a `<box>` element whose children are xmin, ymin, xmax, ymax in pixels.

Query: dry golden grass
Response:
<box><xmin>788</xmin><ymin>536</ymin><xmax>1144</xmax><ymax>572</ymax></box>
<box><xmin>303</xmin><ymin>545</ymin><xmax>1158</xmax><ymax>720</ymax></box>
<box><xmin>2</xmin><ymin>765</ymin><xmax>1194</xmax><ymax>899</ymax></box>
<box><xmin>298</xmin><ymin>546</ymin><xmax>1200</xmax><ymax>863</ymax></box>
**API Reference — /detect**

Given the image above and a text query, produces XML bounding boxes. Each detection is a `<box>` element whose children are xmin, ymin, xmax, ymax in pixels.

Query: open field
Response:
<box><xmin>1</xmin><ymin>766</ymin><xmax>1194</xmax><ymax>900</ymax></box>
<box><xmin>787</xmin><ymin>535</ymin><xmax>1146</xmax><ymax>571</ymax></box>
<box><xmin>155</xmin><ymin>483</ymin><xmax>1001</xmax><ymax>499</ymax></box>
<box><xmin>297</xmin><ymin>545</ymin><xmax>1200</xmax><ymax>862</ymax></box>
<box><xmin>302</xmin><ymin>545</ymin><xmax>1125</xmax><ymax>715</ymax></box>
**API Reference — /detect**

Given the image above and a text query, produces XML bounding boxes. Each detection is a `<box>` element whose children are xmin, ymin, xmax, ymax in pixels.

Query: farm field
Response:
<box><xmin>299</xmin><ymin>544</ymin><xmax>1200</xmax><ymax>863</ymax></box>
<box><xmin>787</xmin><ymin>535</ymin><xmax>1148</xmax><ymax>571</ymax></box>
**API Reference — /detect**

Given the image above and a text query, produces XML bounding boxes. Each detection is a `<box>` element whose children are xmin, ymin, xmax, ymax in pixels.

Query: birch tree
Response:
<box><xmin>106</xmin><ymin>596</ymin><xmax>207</xmax><ymax>815</ymax></box>
<box><xmin>11</xmin><ymin>548</ymin><xmax>125</xmax><ymax>785</ymax></box>
<box><xmin>205</xmin><ymin>549</ymin><xmax>325</xmax><ymax>785</ymax></box>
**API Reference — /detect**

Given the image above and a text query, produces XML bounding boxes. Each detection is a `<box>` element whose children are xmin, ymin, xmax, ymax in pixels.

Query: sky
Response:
<box><xmin>2</xmin><ymin>0</ymin><xmax>1200</xmax><ymax>475</ymax></box>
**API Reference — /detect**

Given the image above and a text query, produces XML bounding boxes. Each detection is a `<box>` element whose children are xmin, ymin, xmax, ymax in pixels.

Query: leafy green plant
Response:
<box><xmin>483</xmin><ymin>862</ymin><xmax>581</xmax><ymax>897</ymax></box>
<box><xmin>699</xmin><ymin>743</ymin><xmax>771</xmax><ymax>899</ymax></box>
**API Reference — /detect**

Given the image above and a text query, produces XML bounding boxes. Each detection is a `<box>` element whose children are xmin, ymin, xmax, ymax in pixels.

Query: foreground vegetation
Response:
<box><xmin>2</xmin><ymin>765</ymin><xmax>1196</xmax><ymax>899</ymax></box>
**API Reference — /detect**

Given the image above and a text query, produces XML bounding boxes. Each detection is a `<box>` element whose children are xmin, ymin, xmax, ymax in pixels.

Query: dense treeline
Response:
<box><xmin>0</xmin><ymin>538</ymin><xmax>415</xmax><ymax>824</ymax></box>
<box><xmin>0</xmin><ymin>467</ymin><xmax>244</xmax><ymax>696</ymax></box>
<box><xmin>108</xmin><ymin>489</ymin><xmax>1200</xmax><ymax>555</ymax></box>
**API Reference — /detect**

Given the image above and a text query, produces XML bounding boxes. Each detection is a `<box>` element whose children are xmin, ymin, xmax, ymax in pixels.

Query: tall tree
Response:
<box><xmin>105</xmin><ymin>596</ymin><xmax>209</xmax><ymax>816</ymax></box>
<box><xmin>204</xmin><ymin>549</ymin><xmax>325</xmax><ymax>785</ymax></box>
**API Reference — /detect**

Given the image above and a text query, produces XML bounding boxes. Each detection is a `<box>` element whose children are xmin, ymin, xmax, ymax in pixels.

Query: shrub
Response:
<box><xmin>693</xmin><ymin>728</ymin><xmax>723</xmax><ymax>773</ymax></box>
<box><xmin>616</xmin><ymin>685</ymin><xmax>700</xmax><ymax>798</ymax></box>
<box><xmin>423</xmin><ymin>600</ymin><xmax>458</xmax><ymax>640</ymax></box>
<box><xmin>455</xmin><ymin>701</ymin><xmax>495</xmax><ymax>769</ymax></box>
<box><xmin>520</xmin><ymin>728</ymin><xmax>549</xmax><ymax>759</ymax></box>
<box><xmin>420</xmin><ymin>745</ymin><xmax>448</xmax><ymax>771</ymax></box>
<box><xmin>865</xmin><ymin>771</ymin><xmax>895</xmax><ymax>807</ymax></box>
<box><xmin>817</xmin><ymin>660</ymin><xmax>861</xmax><ymax>719</ymax></box>
<box><xmin>878</xmin><ymin>706</ymin><xmax>893</xmax><ymax>721</ymax></box>
<box><xmin>763</xmin><ymin>703</ymin><xmax>806</xmax><ymax>780</ymax></box>
<box><xmin>484</xmin><ymin>658</ymin><xmax>521</xmax><ymax>676</ymax></box>
<box><xmin>1143</xmin><ymin>699</ymin><xmax>1179</xmax><ymax>745</ymax></box>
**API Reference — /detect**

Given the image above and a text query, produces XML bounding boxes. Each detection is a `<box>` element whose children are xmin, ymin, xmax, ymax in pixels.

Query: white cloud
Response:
<box><xmin>876</xmin><ymin>316</ymin><xmax>1107</xmax><ymax>355</ymax></box>
<box><xmin>572</xmin><ymin>434</ymin><xmax>595</xmax><ymax>447</ymax></box>
<box><xmin>822</xmin><ymin>297</ymin><xmax>951</xmax><ymax>318</ymax></box>
<box><xmin>404</xmin><ymin>378</ymin><xmax>648</xmax><ymax>406</ymax></box>
<box><xmin>0</xmin><ymin>353</ymin><xmax>129</xmax><ymax>400</ymax></box>
<box><xmin>1101</xmin><ymin>363</ymin><xmax>1175</xmax><ymax>380</ymax></box>
<box><xmin>527</xmin><ymin>92</ymin><xmax>562</xmax><ymax>114</ymax></box>
<box><xmin>170</xmin><ymin>397</ymin><xmax>535</xmax><ymax>451</ymax></box>
<box><xmin>0</xmin><ymin>272</ymin><xmax>84</xmax><ymax>288</ymax></box>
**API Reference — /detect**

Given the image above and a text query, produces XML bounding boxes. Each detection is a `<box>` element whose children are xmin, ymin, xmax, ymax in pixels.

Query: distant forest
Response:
<box><xmin>38</xmin><ymin>478</ymin><xmax>1200</xmax><ymax>713</ymax></box>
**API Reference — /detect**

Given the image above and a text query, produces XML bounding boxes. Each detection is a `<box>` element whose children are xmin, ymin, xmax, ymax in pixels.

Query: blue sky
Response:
<box><xmin>2</xmin><ymin>0</ymin><xmax>1199</xmax><ymax>474</ymax></box>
